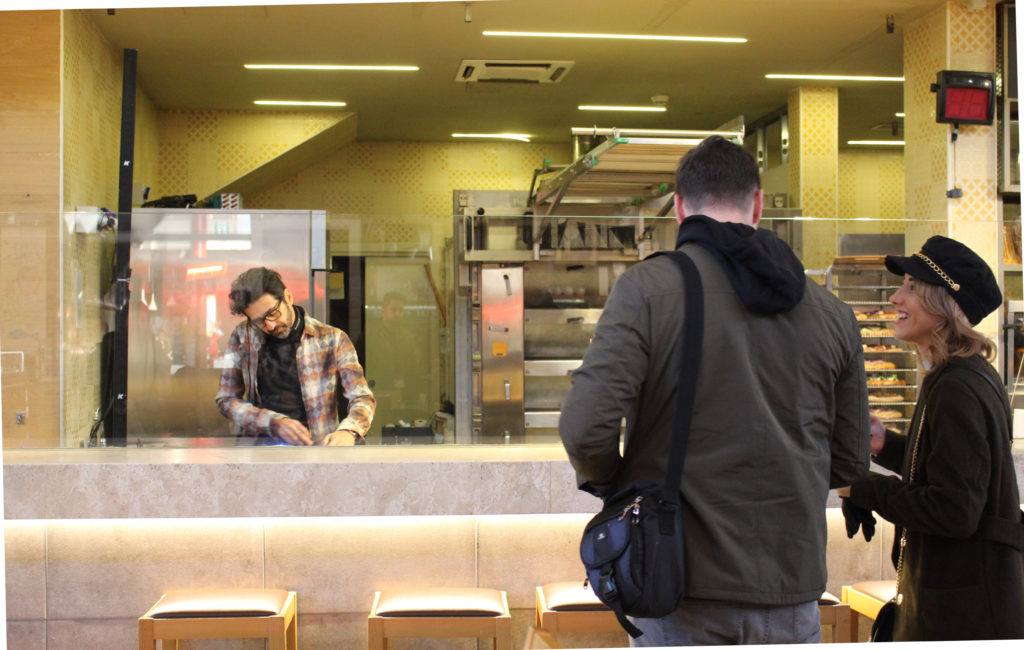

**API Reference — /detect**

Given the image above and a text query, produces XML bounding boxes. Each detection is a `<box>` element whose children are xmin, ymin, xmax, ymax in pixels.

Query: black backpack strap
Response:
<box><xmin>606</xmin><ymin>595</ymin><xmax>643</xmax><ymax>637</ymax></box>
<box><xmin>658</xmin><ymin>250</ymin><xmax>704</xmax><ymax>498</ymax></box>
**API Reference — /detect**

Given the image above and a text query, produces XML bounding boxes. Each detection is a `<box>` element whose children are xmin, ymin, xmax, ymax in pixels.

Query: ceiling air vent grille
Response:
<box><xmin>455</xmin><ymin>59</ymin><xmax>574</xmax><ymax>84</ymax></box>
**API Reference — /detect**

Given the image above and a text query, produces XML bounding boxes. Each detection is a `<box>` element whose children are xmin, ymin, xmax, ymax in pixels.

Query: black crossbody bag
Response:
<box><xmin>579</xmin><ymin>250</ymin><xmax>703</xmax><ymax>638</ymax></box>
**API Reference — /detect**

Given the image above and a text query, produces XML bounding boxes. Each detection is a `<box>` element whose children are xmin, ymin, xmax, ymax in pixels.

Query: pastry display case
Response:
<box><xmin>830</xmin><ymin>255</ymin><xmax>918</xmax><ymax>433</ymax></box>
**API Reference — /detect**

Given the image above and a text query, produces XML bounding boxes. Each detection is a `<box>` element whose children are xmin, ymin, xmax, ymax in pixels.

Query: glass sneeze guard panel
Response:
<box><xmin>0</xmin><ymin>208</ymin><xmax>1004</xmax><ymax>449</ymax></box>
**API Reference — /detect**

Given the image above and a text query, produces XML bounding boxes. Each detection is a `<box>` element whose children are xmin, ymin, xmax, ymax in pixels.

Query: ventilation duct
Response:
<box><xmin>455</xmin><ymin>59</ymin><xmax>574</xmax><ymax>84</ymax></box>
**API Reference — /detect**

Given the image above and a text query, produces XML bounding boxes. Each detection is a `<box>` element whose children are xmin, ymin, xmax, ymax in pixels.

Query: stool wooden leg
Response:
<box><xmin>849</xmin><ymin>610</ymin><xmax>865</xmax><ymax>643</ymax></box>
<box><xmin>835</xmin><ymin>605</ymin><xmax>851</xmax><ymax>643</ymax></box>
<box><xmin>367</xmin><ymin>616</ymin><xmax>385</xmax><ymax>650</ymax></box>
<box><xmin>495</xmin><ymin>617</ymin><xmax>512</xmax><ymax>650</ymax></box>
<box><xmin>287</xmin><ymin>614</ymin><xmax>298</xmax><ymax>650</ymax></box>
<box><xmin>269</xmin><ymin>625</ymin><xmax>285</xmax><ymax>650</ymax></box>
<box><xmin>137</xmin><ymin>619</ymin><xmax>155</xmax><ymax>650</ymax></box>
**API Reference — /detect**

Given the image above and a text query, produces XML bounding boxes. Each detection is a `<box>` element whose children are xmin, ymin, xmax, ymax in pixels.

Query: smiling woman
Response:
<box><xmin>842</xmin><ymin>237</ymin><xmax>1024</xmax><ymax>642</ymax></box>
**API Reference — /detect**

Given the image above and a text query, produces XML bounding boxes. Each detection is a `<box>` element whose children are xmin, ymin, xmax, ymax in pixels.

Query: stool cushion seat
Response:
<box><xmin>819</xmin><ymin>591</ymin><xmax>841</xmax><ymax>605</ymax></box>
<box><xmin>540</xmin><ymin>581</ymin><xmax>610</xmax><ymax>612</ymax></box>
<box><xmin>851</xmin><ymin>580</ymin><xmax>898</xmax><ymax>602</ymax></box>
<box><xmin>373</xmin><ymin>587</ymin><xmax>507</xmax><ymax>617</ymax></box>
<box><xmin>146</xmin><ymin>588</ymin><xmax>291</xmax><ymax>619</ymax></box>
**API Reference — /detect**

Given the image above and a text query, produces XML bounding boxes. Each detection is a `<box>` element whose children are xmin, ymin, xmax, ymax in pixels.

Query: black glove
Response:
<box><xmin>841</xmin><ymin>497</ymin><xmax>876</xmax><ymax>541</ymax></box>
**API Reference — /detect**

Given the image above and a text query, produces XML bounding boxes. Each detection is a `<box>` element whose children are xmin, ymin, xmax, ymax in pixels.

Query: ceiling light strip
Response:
<box><xmin>254</xmin><ymin>100</ymin><xmax>347</xmax><ymax>107</ymax></box>
<box><xmin>570</xmin><ymin>127</ymin><xmax>743</xmax><ymax>139</ymax></box>
<box><xmin>245</xmin><ymin>64</ymin><xmax>419</xmax><ymax>71</ymax></box>
<box><xmin>484</xmin><ymin>30</ymin><xmax>746</xmax><ymax>43</ymax></box>
<box><xmin>578</xmin><ymin>105</ymin><xmax>667</xmax><ymax>112</ymax></box>
<box><xmin>452</xmin><ymin>133</ymin><xmax>532</xmax><ymax>142</ymax></box>
<box><xmin>766</xmin><ymin>74</ymin><xmax>903</xmax><ymax>82</ymax></box>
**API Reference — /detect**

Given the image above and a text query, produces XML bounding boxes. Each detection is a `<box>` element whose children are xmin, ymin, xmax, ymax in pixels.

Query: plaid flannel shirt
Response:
<box><xmin>215</xmin><ymin>314</ymin><xmax>375</xmax><ymax>442</ymax></box>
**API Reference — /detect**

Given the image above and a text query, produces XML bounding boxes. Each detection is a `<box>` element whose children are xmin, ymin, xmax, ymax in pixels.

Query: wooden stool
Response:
<box><xmin>841</xmin><ymin>580</ymin><xmax>897</xmax><ymax>642</ymax></box>
<box><xmin>531</xmin><ymin>581</ymin><xmax>621</xmax><ymax>647</ymax></box>
<box><xmin>368</xmin><ymin>587</ymin><xmax>511</xmax><ymax>650</ymax></box>
<box><xmin>138</xmin><ymin>588</ymin><xmax>297</xmax><ymax>649</ymax></box>
<box><xmin>817</xmin><ymin>592</ymin><xmax>851</xmax><ymax>643</ymax></box>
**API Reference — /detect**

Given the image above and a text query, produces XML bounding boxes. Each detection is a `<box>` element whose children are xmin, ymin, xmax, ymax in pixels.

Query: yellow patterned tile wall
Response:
<box><xmin>904</xmin><ymin>2</ymin><xmax>999</xmax><ymax>343</ymax></box>
<box><xmin>838</xmin><ymin>150</ymin><xmax>906</xmax><ymax>237</ymax></box>
<box><xmin>904</xmin><ymin>5</ymin><xmax>948</xmax><ymax>229</ymax></box>
<box><xmin>156</xmin><ymin>109</ymin><xmax>349</xmax><ymax>200</ymax></box>
<box><xmin>789</xmin><ymin>86</ymin><xmax>839</xmax><ymax>271</ymax></box>
<box><xmin>245</xmin><ymin>140</ymin><xmax>571</xmax><ymax>246</ymax></box>
<box><xmin>61</xmin><ymin>11</ymin><xmax>162</xmax><ymax>446</ymax></box>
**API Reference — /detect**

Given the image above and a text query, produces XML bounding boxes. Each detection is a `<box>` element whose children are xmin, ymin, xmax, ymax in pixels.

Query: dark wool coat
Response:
<box><xmin>850</xmin><ymin>354</ymin><xmax>1024</xmax><ymax>641</ymax></box>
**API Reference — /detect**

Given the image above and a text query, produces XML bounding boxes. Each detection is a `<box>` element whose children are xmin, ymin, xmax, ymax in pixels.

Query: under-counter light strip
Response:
<box><xmin>766</xmin><ymin>74</ymin><xmax>904</xmax><ymax>82</ymax></box>
<box><xmin>254</xmin><ymin>100</ymin><xmax>347</xmax><ymax>107</ymax></box>
<box><xmin>847</xmin><ymin>140</ymin><xmax>905</xmax><ymax>146</ymax></box>
<box><xmin>452</xmin><ymin>133</ymin><xmax>532</xmax><ymax>142</ymax></box>
<box><xmin>245</xmin><ymin>64</ymin><xmax>419</xmax><ymax>71</ymax></box>
<box><xmin>484</xmin><ymin>30</ymin><xmax>746</xmax><ymax>43</ymax></box>
<box><xmin>578</xmin><ymin>105</ymin><xmax>667</xmax><ymax>112</ymax></box>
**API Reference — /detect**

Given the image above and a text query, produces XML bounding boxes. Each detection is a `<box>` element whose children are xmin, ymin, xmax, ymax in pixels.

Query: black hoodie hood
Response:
<box><xmin>674</xmin><ymin>214</ymin><xmax>805</xmax><ymax>314</ymax></box>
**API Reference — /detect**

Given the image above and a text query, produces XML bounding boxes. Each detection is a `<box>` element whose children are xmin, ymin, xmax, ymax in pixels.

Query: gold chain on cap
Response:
<box><xmin>913</xmin><ymin>252</ymin><xmax>960</xmax><ymax>291</ymax></box>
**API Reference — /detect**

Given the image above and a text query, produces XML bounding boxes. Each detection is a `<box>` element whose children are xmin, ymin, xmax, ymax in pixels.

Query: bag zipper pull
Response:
<box><xmin>620</xmin><ymin>495</ymin><xmax>643</xmax><ymax>522</ymax></box>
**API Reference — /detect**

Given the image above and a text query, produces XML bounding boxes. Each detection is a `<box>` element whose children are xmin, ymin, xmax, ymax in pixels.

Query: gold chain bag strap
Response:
<box><xmin>895</xmin><ymin>404</ymin><xmax>926</xmax><ymax>604</ymax></box>
<box><xmin>870</xmin><ymin>405</ymin><xmax>926</xmax><ymax>642</ymax></box>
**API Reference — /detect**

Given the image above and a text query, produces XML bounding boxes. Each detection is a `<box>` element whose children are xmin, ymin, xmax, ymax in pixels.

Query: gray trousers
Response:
<box><xmin>629</xmin><ymin>599</ymin><xmax>821</xmax><ymax>646</ymax></box>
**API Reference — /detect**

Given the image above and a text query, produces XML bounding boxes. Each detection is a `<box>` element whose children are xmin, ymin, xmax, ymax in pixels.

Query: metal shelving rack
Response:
<box><xmin>830</xmin><ymin>256</ymin><xmax>919</xmax><ymax>433</ymax></box>
<box><xmin>532</xmin><ymin>124</ymin><xmax>745</xmax><ymax>215</ymax></box>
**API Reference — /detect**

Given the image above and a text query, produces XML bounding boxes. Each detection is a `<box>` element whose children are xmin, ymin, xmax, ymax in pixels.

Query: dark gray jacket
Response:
<box><xmin>850</xmin><ymin>355</ymin><xmax>1024</xmax><ymax>640</ymax></box>
<box><xmin>560</xmin><ymin>217</ymin><xmax>870</xmax><ymax>605</ymax></box>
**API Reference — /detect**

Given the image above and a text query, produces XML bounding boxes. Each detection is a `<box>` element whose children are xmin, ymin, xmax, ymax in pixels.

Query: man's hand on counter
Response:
<box><xmin>272</xmin><ymin>417</ymin><xmax>313</xmax><ymax>446</ymax></box>
<box><xmin>320</xmin><ymin>430</ymin><xmax>358</xmax><ymax>446</ymax></box>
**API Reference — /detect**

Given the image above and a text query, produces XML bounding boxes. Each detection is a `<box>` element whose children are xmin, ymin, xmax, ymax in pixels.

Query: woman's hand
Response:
<box><xmin>836</xmin><ymin>486</ymin><xmax>851</xmax><ymax>498</ymax></box>
<box><xmin>869</xmin><ymin>414</ymin><xmax>886</xmax><ymax>455</ymax></box>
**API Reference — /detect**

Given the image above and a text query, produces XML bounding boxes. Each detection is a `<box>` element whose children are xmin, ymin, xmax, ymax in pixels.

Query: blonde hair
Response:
<box><xmin>913</xmin><ymin>279</ymin><xmax>996</xmax><ymax>368</ymax></box>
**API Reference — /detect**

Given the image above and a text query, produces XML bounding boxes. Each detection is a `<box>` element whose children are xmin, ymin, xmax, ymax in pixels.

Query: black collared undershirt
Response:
<box><xmin>257</xmin><ymin>304</ymin><xmax>308</xmax><ymax>427</ymax></box>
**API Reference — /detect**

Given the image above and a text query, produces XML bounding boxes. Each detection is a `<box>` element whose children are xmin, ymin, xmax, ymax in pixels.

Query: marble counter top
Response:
<box><xmin>5</xmin><ymin>443</ymin><xmax>1023</xmax><ymax>520</ymax></box>
<box><xmin>2</xmin><ymin>445</ymin><xmax>602</xmax><ymax>519</ymax></box>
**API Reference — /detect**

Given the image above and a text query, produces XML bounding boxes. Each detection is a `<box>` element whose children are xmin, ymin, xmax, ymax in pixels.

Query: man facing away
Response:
<box><xmin>559</xmin><ymin>136</ymin><xmax>870</xmax><ymax>645</ymax></box>
<box><xmin>216</xmin><ymin>266</ymin><xmax>375</xmax><ymax>446</ymax></box>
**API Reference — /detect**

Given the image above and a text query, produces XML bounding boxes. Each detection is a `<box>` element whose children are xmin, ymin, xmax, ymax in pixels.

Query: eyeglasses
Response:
<box><xmin>249</xmin><ymin>298</ymin><xmax>283</xmax><ymax>328</ymax></box>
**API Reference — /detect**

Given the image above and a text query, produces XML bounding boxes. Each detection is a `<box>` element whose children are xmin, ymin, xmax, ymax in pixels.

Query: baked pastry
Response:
<box><xmin>860</xmin><ymin>327</ymin><xmax>895</xmax><ymax>337</ymax></box>
<box><xmin>864</xmin><ymin>360</ymin><xmax>897</xmax><ymax>370</ymax></box>
<box><xmin>869</xmin><ymin>392</ymin><xmax>904</xmax><ymax>403</ymax></box>
<box><xmin>870</xmin><ymin>407</ymin><xmax>903</xmax><ymax>420</ymax></box>
<box><xmin>855</xmin><ymin>309</ymin><xmax>899</xmax><ymax>321</ymax></box>
<box><xmin>866</xmin><ymin>374</ymin><xmax>906</xmax><ymax>386</ymax></box>
<box><xmin>868</xmin><ymin>309</ymin><xmax>899</xmax><ymax>320</ymax></box>
<box><xmin>863</xmin><ymin>344</ymin><xmax>903</xmax><ymax>352</ymax></box>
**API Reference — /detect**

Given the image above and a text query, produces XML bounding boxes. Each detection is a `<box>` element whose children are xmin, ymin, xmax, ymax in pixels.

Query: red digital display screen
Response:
<box><xmin>942</xmin><ymin>86</ymin><xmax>991</xmax><ymax>122</ymax></box>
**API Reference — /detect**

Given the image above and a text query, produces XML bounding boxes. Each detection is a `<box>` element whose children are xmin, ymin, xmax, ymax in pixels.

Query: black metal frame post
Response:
<box><xmin>107</xmin><ymin>48</ymin><xmax>138</xmax><ymax>445</ymax></box>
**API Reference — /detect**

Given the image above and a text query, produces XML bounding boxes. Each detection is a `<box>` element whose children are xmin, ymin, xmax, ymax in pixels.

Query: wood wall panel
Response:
<box><xmin>0</xmin><ymin>113</ymin><xmax>60</xmax><ymax>153</ymax></box>
<box><xmin>0</xmin><ymin>10</ymin><xmax>61</xmax><ymax>447</ymax></box>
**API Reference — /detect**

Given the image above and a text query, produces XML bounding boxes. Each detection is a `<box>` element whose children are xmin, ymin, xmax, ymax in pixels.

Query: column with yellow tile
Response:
<box><xmin>788</xmin><ymin>86</ymin><xmax>839</xmax><ymax>272</ymax></box>
<box><xmin>904</xmin><ymin>2</ymin><xmax>999</xmax><ymax>342</ymax></box>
